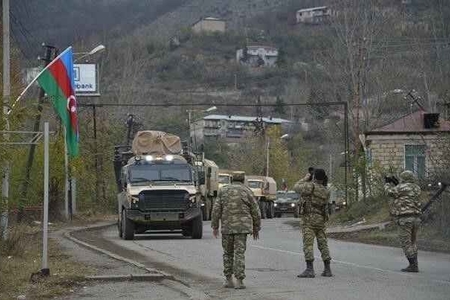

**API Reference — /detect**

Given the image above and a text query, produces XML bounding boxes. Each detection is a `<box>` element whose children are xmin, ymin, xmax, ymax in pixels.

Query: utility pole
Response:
<box><xmin>92</xmin><ymin>104</ymin><xmax>100</xmax><ymax>203</ymax></box>
<box><xmin>20</xmin><ymin>44</ymin><xmax>56</xmax><ymax>216</ymax></box>
<box><xmin>266</xmin><ymin>138</ymin><xmax>270</xmax><ymax>177</ymax></box>
<box><xmin>1</xmin><ymin>0</ymin><xmax>11</xmax><ymax>240</ymax></box>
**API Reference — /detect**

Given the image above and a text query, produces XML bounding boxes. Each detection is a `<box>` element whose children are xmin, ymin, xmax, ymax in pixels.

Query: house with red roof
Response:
<box><xmin>364</xmin><ymin>110</ymin><xmax>450</xmax><ymax>179</ymax></box>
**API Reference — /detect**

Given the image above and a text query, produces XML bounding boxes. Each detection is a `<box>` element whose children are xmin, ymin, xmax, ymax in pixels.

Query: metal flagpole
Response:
<box><xmin>64</xmin><ymin>127</ymin><xmax>69</xmax><ymax>220</ymax></box>
<box><xmin>41</xmin><ymin>122</ymin><xmax>50</xmax><ymax>276</ymax></box>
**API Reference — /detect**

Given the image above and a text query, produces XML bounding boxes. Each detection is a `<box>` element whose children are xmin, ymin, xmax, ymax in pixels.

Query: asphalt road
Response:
<box><xmin>99</xmin><ymin>218</ymin><xmax>450</xmax><ymax>300</ymax></box>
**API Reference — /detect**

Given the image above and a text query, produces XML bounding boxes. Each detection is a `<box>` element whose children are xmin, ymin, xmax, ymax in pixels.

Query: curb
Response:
<box><xmin>85</xmin><ymin>274</ymin><xmax>166</xmax><ymax>282</ymax></box>
<box><xmin>63</xmin><ymin>222</ymin><xmax>211</xmax><ymax>300</ymax></box>
<box><xmin>63</xmin><ymin>222</ymin><xmax>173</xmax><ymax>280</ymax></box>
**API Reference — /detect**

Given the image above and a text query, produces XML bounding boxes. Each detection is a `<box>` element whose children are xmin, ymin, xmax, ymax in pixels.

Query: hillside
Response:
<box><xmin>11</xmin><ymin>0</ymin><xmax>450</xmax><ymax>126</ymax></box>
<box><xmin>11</xmin><ymin>0</ymin><xmax>188</xmax><ymax>58</ymax></box>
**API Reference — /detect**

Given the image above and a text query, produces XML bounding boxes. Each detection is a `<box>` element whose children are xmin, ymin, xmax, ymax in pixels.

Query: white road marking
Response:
<box><xmin>251</xmin><ymin>244</ymin><xmax>450</xmax><ymax>285</ymax></box>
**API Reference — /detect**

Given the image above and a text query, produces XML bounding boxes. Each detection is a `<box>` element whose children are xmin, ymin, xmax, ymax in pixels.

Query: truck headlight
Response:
<box><xmin>274</xmin><ymin>203</ymin><xmax>278</xmax><ymax>207</ymax></box>
<box><xmin>189</xmin><ymin>195</ymin><xmax>197</xmax><ymax>203</ymax></box>
<box><xmin>290</xmin><ymin>203</ymin><xmax>296</xmax><ymax>207</ymax></box>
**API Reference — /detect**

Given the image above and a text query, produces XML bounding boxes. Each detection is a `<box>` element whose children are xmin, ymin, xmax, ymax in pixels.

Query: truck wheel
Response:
<box><xmin>191</xmin><ymin>214</ymin><xmax>203</xmax><ymax>239</ymax></box>
<box><xmin>294</xmin><ymin>207</ymin><xmax>300</xmax><ymax>218</ymax></box>
<box><xmin>267</xmin><ymin>202</ymin><xmax>274</xmax><ymax>219</ymax></box>
<box><xmin>259</xmin><ymin>201</ymin><xmax>266</xmax><ymax>219</ymax></box>
<box><xmin>201</xmin><ymin>205</ymin><xmax>208</xmax><ymax>221</ymax></box>
<box><xmin>208</xmin><ymin>198</ymin><xmax>215</xmax><ymax>221</ymax></box>
<box><xmin>117</xmin><ymin>218</ymin><xmax>123</xmax><ymax>238</ymax></box>
<box><xmin>121</xmin><ymin>209</ymin><xmax>135</xmax><ymax>240</ymax></box>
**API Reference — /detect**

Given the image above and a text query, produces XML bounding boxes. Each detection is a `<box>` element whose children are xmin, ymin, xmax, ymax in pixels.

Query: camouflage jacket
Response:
<box><xmin>294</xmin><ymin>180</ymin><xmax>330</xmax><ymax>218</ymax></box>
<box><xmin>211</xmin><ymin>183</ymin><xmax>261</xmax><ymax>234</ymax></box>
<box><xmin>385</xmin><ymin>181</ymin><xmax>421</xmax><ymax>217</ymax></box>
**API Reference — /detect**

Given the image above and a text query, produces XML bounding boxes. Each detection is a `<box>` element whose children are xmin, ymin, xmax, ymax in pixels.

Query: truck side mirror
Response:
<box><xmin>198</xmin><ymin>171</ymin><xmax>206</xmax><ymax>185</ymax></box>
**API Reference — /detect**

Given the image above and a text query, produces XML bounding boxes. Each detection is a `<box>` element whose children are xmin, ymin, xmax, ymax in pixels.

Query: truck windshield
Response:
<box><xmin>248</xmin><ymin>181</ymin><xmax>263</xmax><ymax>189</ymax></box>
<box><xmin>218</xmin><ymin>175</ymin><xmax>231</xmax><ymax>184</ymax></box>
<box><xmin>129</xmin><ymin>164</ymin><xmax>192</xmax><ymax>184</ymax></box>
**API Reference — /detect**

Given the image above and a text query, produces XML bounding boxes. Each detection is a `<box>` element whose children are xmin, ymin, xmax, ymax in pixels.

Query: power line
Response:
<box><xmin>79</xmin><ymin>101</ymin><xmax>347</xmax><ymax>108</ymax></box>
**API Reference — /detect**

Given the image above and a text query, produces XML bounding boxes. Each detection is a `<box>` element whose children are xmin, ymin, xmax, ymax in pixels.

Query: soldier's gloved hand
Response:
<box><xmin>252</xmin><ymin>229</ymin><xmax>259</xmax><ymax>240</ymax></box>
<box><xmin>213</xmin><ymin>228</ymin><xmax>219</xmax><ymax>238</ymax></box>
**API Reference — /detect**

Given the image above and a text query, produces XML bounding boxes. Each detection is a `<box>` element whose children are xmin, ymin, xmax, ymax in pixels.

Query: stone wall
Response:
<box><xmin>366</xmin><ymin>133</ymin><xmax>447</xmax><ymax>176</ymax></box>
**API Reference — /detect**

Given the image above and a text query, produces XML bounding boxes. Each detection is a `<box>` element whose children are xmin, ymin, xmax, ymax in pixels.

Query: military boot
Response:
<box><xmin>321</xmin><ymin>260</ymin><xmax>333</xmax><ymax>277</ymax></box>
<box><xmin>234</xmin><ymin>279</ymin><xmax>246</xmax><ymax>289</ymax></box>
<box><xmin>297</xmin><ymin>260</ymin><xmax>315</xmax><ymax>278</ymax></box>
<box><xmin>401</xmin><ymin>256</ymin><xmax>419</xmax><ymax>273</ymax></box>
<box><xmin>223</xmin><ymin>276</ymin><xmax>234</xmax><ymax>288</ymax></box>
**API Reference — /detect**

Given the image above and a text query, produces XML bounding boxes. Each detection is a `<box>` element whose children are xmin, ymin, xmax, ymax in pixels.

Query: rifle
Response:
<box><xmin>384</xmin><ymin>176</ymin><xmax>399</xmax><ymax>186</ymax></box>
<box><xmin>421</xmin><ymin>182</ymin><xmax>449</xmax><ymax>213</ymax></box>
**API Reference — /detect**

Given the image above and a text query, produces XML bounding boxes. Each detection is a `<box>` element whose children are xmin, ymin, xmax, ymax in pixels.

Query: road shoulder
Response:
<box><xmin>54</xmin><ymin>222</ymin><xmax>206</xmax><ymax>300</ymax></box>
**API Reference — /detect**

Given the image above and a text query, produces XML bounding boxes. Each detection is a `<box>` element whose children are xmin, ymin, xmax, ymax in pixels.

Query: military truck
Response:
<box><xmin>245</xmin><ymin>176</ymin><xmax>277</xmax><ymax>219</ymax></box>
<box><xmin>114</xmin><ymin>131</ymin><xmax>204</xmax><ymax>240</ymax></box>
<box><xmin>195</xmin><ymin>158</ymin><xmax>219</xmax><ymax>221</ymax></box>
<box><xmin>218</xmin><ymin>170</ymin><xmax>234</xmax><ymax>190</ymax></box>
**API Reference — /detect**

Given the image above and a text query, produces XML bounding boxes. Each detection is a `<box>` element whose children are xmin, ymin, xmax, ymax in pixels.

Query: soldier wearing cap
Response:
<box><xmin>294</xmin><ymin>168</ymin><xmax>332</xmax><ymax>278</ymax></box>
<box><xmin>211</xmin><ymin>172</ymin><xmax>261</xmax><ymax>289</ymax></box>
<box><xmin>385</xmin><ymin>170</ymin><xmax>422</xmax><ymax>272</ymax></box>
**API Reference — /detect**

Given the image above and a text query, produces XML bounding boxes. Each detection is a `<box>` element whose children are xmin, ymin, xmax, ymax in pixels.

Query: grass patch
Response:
<box><xmin>329</xmin><ymin>196</ymin><xmax>391</xmax><ymax>226</ymax></box>
<box><xmin>0</xmin><ymin>224</ymin><xmax>94</xmax><ymax>300</ymax></box>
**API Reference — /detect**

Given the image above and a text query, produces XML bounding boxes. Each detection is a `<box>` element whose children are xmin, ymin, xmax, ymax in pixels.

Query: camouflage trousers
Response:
<box><xmin>301</xmin><ymin>215</ymin><xmax>331</xmax><ymax>261</ymax></box>
<box><xmin>397</xmin><ymin>216</ymin><xmax>421</xmax><ymax>258</ymax></box>
<box><xmin>222</xmin><ymin>234</ymin><xmax>248</xmax><ymax>279</ymax></box>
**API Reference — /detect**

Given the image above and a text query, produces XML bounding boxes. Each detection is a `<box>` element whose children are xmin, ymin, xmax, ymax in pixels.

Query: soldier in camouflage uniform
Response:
<box><xmin>211</xmin><ymin>172</ymin><xmax>261</xmax><ymax>289</ymax></box>
<box><xmin>385</xmin><ymin>170</ymin><xmax>422</xmax><ymax>272</ymax></box>
<box><xmin>294</xmin><ymin>168</ymin><xmax>332</xmax><ymax>278</ymax></box>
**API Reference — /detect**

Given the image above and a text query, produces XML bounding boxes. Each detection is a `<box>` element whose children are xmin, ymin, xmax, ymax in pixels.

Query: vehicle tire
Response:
<box><xmin>201</xmin><ymin>204</ymin><xmax>208</xmax><ymax>221</ymax></box>
<box><xmin>117</xmin><ymin>218</ymin><xmax>123</xmax><ymax>238</ymax></box>
<box><xmin>259</xmin><ymin>201</ymin><xmax>266</xmax><ymax>219</ymax></box>
<box><xmin>275</xmin><ymin>212</ymin><xmax>281</xmax><ymax>218</ymax></box>
<box><xmin>208</xmin><ymin>197</ymin><xmax>215</xmax><ymax>221</ymax></box>
<box><xmin>267</xmin><ymin>202</ymin><xmax>274</xmax><ymax>219</ymax></box>
<box><xmin>294</xmin><ymin>207</ymin><xmax>300</xmax><ymax>218</ymax></box>
<box><xmin>121</xmin><ymin>209</ymin><xmax>135</xmax><ymax>240</ymax></box>
<box><xmin>191</xmin><ymin>214</ymin><xmax>203</xmax><ymax>239</ymax></box>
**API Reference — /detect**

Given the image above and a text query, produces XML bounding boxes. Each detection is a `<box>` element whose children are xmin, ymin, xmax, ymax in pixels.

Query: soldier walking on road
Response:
<box><xmin>385</xmin><ymin>170</ymin><xmax>422</xmax><ymax>272</ymax></box>
<box><xmin>211</xmin><ymin>172</ymin><xmax>261</xmax><ymax>289</ymax></box>
<box><xmin>294</xmin><ymin>168</ymin><xmax>332</xmax><ymax>278</ymax></box>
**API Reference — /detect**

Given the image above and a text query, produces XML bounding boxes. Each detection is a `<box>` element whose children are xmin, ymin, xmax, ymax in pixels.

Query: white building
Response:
<box><xmin>236</xmin><ymin>45</ymin><xmax>279</xmax><ymax>67</ymax></box>
<box><xmin>192</xmin><ymin>17</ymin><xmax>226</xmax><ymax>33</ymax></box>
<box><xmin>296</xmin><ymin>6</ymin><xmax>331</xmax><ymax>24</ymax></box>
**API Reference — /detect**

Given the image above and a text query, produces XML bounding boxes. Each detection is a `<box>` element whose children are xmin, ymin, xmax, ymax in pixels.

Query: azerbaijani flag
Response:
<box><xmin>37</xmin><ymin>47</ymin><xmax>79</xmax><ymax>157</ymax></box>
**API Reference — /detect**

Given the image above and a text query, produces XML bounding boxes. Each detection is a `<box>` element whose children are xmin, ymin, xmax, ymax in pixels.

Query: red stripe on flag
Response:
<box><xmin>48</xmin><ymin>59</ymin><xmax>74</xmax><ymax>98</ymax></box>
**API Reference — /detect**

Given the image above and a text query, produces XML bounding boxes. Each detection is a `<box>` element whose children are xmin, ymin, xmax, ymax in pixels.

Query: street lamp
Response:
<box><xmin>74</xmin><ymin>44</ymin><xmax>106</xmax><ymax>62</ymax></box>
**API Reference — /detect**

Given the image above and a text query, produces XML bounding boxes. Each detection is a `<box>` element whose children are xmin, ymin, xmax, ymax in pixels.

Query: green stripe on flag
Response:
<box><xmin>38</xmin><ymin>69</ymin><xmax>79</xmax><ymax>156</ymax></box>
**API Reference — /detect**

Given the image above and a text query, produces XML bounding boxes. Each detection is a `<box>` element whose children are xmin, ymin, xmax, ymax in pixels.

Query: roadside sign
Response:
<box><xmin>73</xmin><ymin>64</ymin><xmax>100</xmax><ymax>97</ymax></box>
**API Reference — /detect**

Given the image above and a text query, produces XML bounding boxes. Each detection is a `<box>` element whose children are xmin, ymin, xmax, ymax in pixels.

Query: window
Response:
<box><xmin>405</xmin><ymin>145</ymin><xmax>426</xmax><ymax>178</ymax></box>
